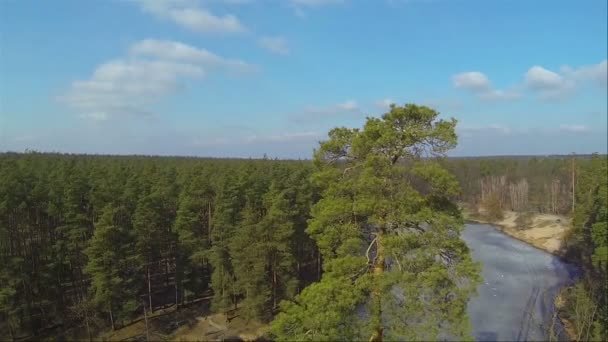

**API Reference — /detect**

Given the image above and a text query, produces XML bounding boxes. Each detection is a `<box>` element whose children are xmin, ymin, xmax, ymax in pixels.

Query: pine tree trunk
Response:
<box><xmin>109</xmin><ymin>307</ymin><xmax>115</xmax><ymax>331</ymax></box>
<box><xmin>317</xmin><ymin>250</ymin><xmax>321</xmax><ymax>281</ymax></box>
<box><xmin>296</xmin><ymin>261</ymin><xmax>301</xmax><ymax>292</ymax></box>
<box><xmin>208</xmin><ymin>202</ymin><xmax>212</xmax><ymax>244</ymax></box>
<box><xmin>143</xmin><ymin>300</ymin><xmax>150</xmax><ymax>342</ymax></box>
<box><xmin>84</xmin><ymin>304</ymin><xmax>92</xmax><ymax>341</ymax></box>
<box><xmin>273</xmin><ymin>255</ymin><xmax>278</xmax><ymax>309</ymax></box>
<box><xmin>175</xmin><ymin>279</ymin><xmax>179</xmax><ymax>310</ymax></box>
<box><xmin>147</xmin><ymin>265</ymin><xmax>153</xmax><ymax>313</ymax></box>
<box><xmin>369</xmin><ymin>233</ymin><xmax>384</xmax><ymax>342</ymax></box>
<box><xmin>165</xmin><ymin>258</ymin><xmax>169</xmax><ymax>288</ymax></box>
<box><xmin>8</xmin><ymin>323</ymin><xmax>14</xmax><ymax>342</ymax></box>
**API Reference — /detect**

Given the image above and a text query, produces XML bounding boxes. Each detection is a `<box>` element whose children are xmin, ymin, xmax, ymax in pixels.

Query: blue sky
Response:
<box><xmin>1</xmin><ymin>0</ymin><xmax>606</xmax><ymax>158</ymax></box>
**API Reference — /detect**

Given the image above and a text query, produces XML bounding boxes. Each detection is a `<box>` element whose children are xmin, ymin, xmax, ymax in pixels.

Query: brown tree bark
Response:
<box><xmin>109</xmin><ymin>306</ymin><xmax>115</xmax><ymax>331</ymax></box>
<box><xmin>369</xmin><ymin>233</ymin><xmax>384</xmax><ymax>342</ymax></box>
<box><xmin>147</xmin><ymin>266</ymin><xmax>153</xmax><ymax>313</ymax></box>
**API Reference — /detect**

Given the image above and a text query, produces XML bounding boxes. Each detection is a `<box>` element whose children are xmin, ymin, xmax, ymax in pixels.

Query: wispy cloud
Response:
<box><xmin>304</xmin><ymin>100</ymin><xmax>359</xmax><ymax>114</ymax></box>
<box><xmin>245</xmin><ymin>131</ymin><xmax>321</xmax><ymax>144</ymax></box>
<box><xmin>452</xmin><ymin>71</ymin><xmax>521</xmax><ymax>101</ymax></box>
<box><xmin>136</xmin><ymin>0</ymin><xmax>247</xmax><ymax>34</ymax></box>
<box><xmin>192</xmin><ymin>130</ymin><xmax>322</xmax><ymax>146</ymax></box>
<box><xmin>524</xmin><ymin>66</ymin><xmax>575</xmax><ymax>100</ymax></box>
<box><xmin>130</xmin><ymin>39</ymin><xmax>254</xmax><ymax>72</ymax></box>
<box><xmin>454</xmin><ymin>60</ymin><xmax>607</xmax><ymax>102</ymax></box>
<box><xmin>59</xmin><ymin>39</ymin><xmax>254</xmax><ymax>120</ymax></box>
<box><xmin>458</xmin><ymin>123</ymin><xmax>512</xmax><ymax>136</ymax></box>
<box><xmin>560</xmin><ymin>59</ymin><xmax>607</xmax><ymax>88</ymax></box>
<box><xmin>559</xmin><ymin>124</ymin><xmax>590</xmax><ymax>133</ymax></box>
<box><xmin>258</xmin><ymin>36</ymin><xmax>290</xmax><ymax>55</ymax></box>
<box><xmin>458</xmin><ymin>122</ymin><xmax>596</xmax><ymax>139</ymax></box>
<box><xmin>290</xmin><ymin>0</ymin><xmax>344</xmax><ymax>17</ymax></box>
<box><xmin>452</xmin><ymin>71</ymin><xmax>491</xmax><ymax>91</ymax></box>
<box><xmin>292</xmin><ymin>100</ymin><xmax>360</xmax><ymax>122</ymax></box>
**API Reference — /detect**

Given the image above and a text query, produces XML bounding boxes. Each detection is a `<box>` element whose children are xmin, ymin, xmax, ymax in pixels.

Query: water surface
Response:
<box><xmin>462</xmin><ymin>224</ymin><xmax>578</xmax><ymax>342</ymax></box>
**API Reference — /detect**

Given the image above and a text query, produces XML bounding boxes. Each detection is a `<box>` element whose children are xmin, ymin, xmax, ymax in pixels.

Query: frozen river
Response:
<box><xmin>462</xmin><ymin>224</ymin><xmax>579</xmax><ymax>342</ymax></box>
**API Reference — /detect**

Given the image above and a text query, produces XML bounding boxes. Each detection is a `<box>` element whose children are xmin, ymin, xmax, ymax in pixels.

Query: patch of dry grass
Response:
<box><xmin>98</xmin><ymin>302</ymin><xmax>268</xmax><ymax>342</ymax></box>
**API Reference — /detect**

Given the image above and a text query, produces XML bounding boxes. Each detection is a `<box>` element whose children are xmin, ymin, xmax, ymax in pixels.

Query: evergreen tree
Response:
<box><xmin>230</xmin><ymin>178</ymin><xmax>300</xmax><ymax>322</ymax></box>
<box><xmin>259</xmin><ymin>181</ymin><xmax>299</xmax><ymax>313</ymax></box>
<box><xmin>271</xmin><ymin>104</ymin><xmax>481</xmax><ymax>341</ymax></box>
<box><xmin>229</xmin><ymin>201</ymin><xmax>269</xmax><ymax>320</ymax></box>
<box><xmin>565</xmin><ymin>154</ymin><xmax>608</xmax><ymax>340</ymax></box>
<box><xmin>133</xmin><ymin>193</ymin><xmax>164</xmax><ymax>313</ymax></box>
<box><xmin>85</xmin><ymin>205</ymin><xmax>140</xmax><ymax>330</ymax></box>
<box><xmin>173</xmin><ymin>171</ymin><xmax>214</xmax><ymax>304</ymax></box>
<box><xmin>209</xmin><ymin>172</ymin><xmax>243</xmax><ymax>314</ymax></box>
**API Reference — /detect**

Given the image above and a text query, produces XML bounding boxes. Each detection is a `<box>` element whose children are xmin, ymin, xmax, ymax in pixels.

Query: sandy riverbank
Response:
<box><xmin>463</xmin><ymin>209</ymin><xmax>571</xmax><ymax>256</ymax></box>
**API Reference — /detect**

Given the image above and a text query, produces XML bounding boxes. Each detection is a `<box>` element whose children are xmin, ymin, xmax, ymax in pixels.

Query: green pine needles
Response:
<box><xmin>271</xmin><ymin>104</ymin><xmax>482</xmax><ymax>341</ymax></box>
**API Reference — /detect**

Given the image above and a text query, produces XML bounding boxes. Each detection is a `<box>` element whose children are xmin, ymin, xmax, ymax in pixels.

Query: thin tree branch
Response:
<box><xmin>366</xmin><ymin>236</ymin><xmax>378</xmax><ymax>265</ymax></box>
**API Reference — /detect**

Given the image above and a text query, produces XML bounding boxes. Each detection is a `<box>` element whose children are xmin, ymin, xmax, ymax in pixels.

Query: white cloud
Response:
<box><xmin>137</xmin><ymin>0</ymin><xmax>247</xmax><ymax>34</ymax></box>
<box><xmin>561</xmin><ymin>60</ymin><xmax>607</xmax><ymax>87</ymax></box>
<box><xmin>525</xmin><ymin>66</ymin><xmax>566</xmax><ymax>90</ymax></box>
<box><xmin>60</xmin><ymin>59</ymin><xmax>204</xmax><ymax>120</ymax></box>
<box><xmin>245</xmin><ymin>131</ymin><xmax>321</xmax><ymax>144</ymax></box>
<box><xmin>130</xmin><ymin>39</ymin><xmax>253</xmax><ymax>71</ymax></box>
<box><xmin>454</xmin><ymin>60</ymin><xmax>606</xmax><ymax>102</ymax></box>
<box><xmin>452</xmin><ymin>71</ymin><xmax>520</xmax><ymax>101</ymax></box>
<box><xmin>304</xmin><ymin>100</ymin><xmax>359</xmax><ymax>114</ymax></box>
<box><xmin>452</xmin><ymin>72</ymin><xmax>491</xmax><ymax>91</ymax></box>
<box><xmin>559</xmin><ymin>124</ymin><xmax>590</xmax><ymax>133</ymax></box>
<box><xmin>59</xmin><ymin>39</ymin><xmax>253</xmax><ymax>120</ymax></box>
<box><xmin>290</xmin><ymin>0</ymin><xmax>344</xmax><ymax>17</ymax></box>
<box><xmin>458</xmin><ymin>124</ymin><xmax>512</xmax><ymax>136</ymax></box>
<box><xmin>478</xmin><ymin>89</ymin><xmax>521</xmax><ymax>101</ymax></box>
<box><xmin>193</xmin><ymin>131</ymin><xmax>321</xmax><ymax>146</ymax></box>
<box><xmin>258</xmin><ymin>36</ymin><xmax>289</xmax><ymax>55</ymax></box>
<box><xmin>336</xmin><ymin>100</ymin><xmax>358</xmax><ymax>111</ymax></box>
<box><xmin>524</xmin><ymin>66</ymin><xmax>576</xmax><ymax>100</ymax></box>
<box><xmin>292</xmin><ymin>100</ymin><xmax>360</xmax><ymax>122</ymax></box>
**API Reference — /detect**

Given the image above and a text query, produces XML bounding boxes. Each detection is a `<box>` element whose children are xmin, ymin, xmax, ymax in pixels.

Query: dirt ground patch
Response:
<box><xmin>171</xmin><ymin>312</ymin><xmax>269</xmax><ymax>341</ymax></box>
<box><xmin>99</xmin><ymin>301</ymin><xmax>268</xmax><ymax>342</ymax></box>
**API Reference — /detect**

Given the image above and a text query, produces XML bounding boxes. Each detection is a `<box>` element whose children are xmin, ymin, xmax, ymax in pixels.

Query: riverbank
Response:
<box><xmin>463</xmin><ymin>209</ymin><xmax>571</xmax><ymax>256</ymax></box>
<box><xmin>462</xmin><ymin>224</ymin><xmax>577</xmax><ymax>341</ymax></box>
<box><xmin>462</xmin><ymin>209</ymin><xmax>579</xmax><ymax>341</ymax></box>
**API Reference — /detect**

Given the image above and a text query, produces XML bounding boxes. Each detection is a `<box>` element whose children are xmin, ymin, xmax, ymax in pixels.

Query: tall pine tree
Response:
<box><xmin>85</xmin><ymin>204</ymin><xmax>140</xmax><ymax>330</ymax></box>
<box><xmin>271</xmin><ymin>104</ymin><xmax>481</xmax><ymax>341</ymax></box>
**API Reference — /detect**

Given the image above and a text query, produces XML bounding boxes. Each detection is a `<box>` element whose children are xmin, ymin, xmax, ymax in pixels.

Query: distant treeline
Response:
<box><xmin>448</xmin><ymin>154</ymin><xmax>604</xmax><ymax>160</ymax></box>
<box><xmin>440</xmin><ymin>156</ymin><xmax>600</xmax><ymax>216</ymax></box>
<box><xmin>0</xmin><ymin>153</ymin><xmax>318</xmax><ymax>340</ymax></box>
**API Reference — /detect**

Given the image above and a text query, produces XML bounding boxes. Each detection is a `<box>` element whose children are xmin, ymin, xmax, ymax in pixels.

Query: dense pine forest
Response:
<box><xmin>0</xmin><ymin>153</ymin><xmax>318</xmax><ymax>340</ymax></box>
<box><xmin>562</xmin><ymin>155</ymin><xmax>607</xmax><ymax>341</ymax></box>
<box><xmin>1</xmin><ymin>105</ymin><xmax>606</xmax><ymax>341</ymax></box>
